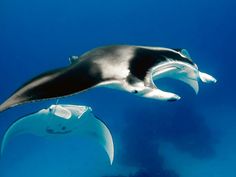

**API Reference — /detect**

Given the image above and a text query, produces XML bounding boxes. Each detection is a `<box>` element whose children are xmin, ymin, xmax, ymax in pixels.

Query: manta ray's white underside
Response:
<box><xmin>0</xmin><ymin>104</ymin><xmax>114</xmax><ymax>165</ymax></box>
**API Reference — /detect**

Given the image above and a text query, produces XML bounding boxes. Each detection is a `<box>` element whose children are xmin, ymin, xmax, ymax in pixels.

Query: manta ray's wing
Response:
<box><xmin>0</xmin><ymin>109</ymin><xmax>48</xmax><ymax>155</ymax></box>
<box><xmin>0</xmin><ymin>63</ymin><xmax>102</xmax><ymax>112</ymax></box>
<box><xmin>74</xmin><ymin>111</ymin><xmax>114</xmax><ymax>165</ymax></box>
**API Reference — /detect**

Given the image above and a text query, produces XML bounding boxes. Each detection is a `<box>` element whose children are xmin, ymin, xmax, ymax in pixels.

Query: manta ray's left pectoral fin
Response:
<box><xmin>140</xmin><ymin>87</ymin><xmax>181</xmax><ymax>101</ymax></box>
<box><xmin>0</xmin><ymin>109</ymin><xmax>47</xmax><ymax>156</ymax></box>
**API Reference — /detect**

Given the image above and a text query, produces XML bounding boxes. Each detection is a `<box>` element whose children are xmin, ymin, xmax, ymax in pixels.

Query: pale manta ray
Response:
<box><xmin>0</xmin><ymin>104</ymin><xmax>114</xmax><ymax>164</ymax></box>
<box><xmin>0</xmin><ymin>45</ymin><xmax>216</xmax><ymax>112</ymax></box>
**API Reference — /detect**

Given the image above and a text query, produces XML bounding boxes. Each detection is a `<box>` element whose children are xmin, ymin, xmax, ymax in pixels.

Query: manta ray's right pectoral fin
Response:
<box><xmin>79</xmin><ymin>113</ymin><xmax>114</xmax><ymax>165</ymax></box>
<box><xmin>199</xmin><ymin>71</ymin><xmax>217</xmax><ymax>83</ymax></box>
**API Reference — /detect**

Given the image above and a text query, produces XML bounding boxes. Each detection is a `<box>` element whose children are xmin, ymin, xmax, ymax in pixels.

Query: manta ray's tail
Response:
<box><xmin>0</xmin><ymin>65</ymin><xmax>100</xmax><ymax>112</ymax></box>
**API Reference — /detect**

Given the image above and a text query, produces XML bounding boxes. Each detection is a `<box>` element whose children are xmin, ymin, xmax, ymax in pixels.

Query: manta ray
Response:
<box><xmin>0</xmin><ymin>104</ymin><xmax>114</xmax><ymax>164</ymax></box>
<box><xmin>0</xmin><ymin>45</ymin><xmax>216</xmax><ymax>112</ymax></box>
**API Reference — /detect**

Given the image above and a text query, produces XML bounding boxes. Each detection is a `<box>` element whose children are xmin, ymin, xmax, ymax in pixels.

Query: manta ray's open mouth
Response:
<box><xmin>150</xmin><ymin>61</ymin><xmax>217</xmax><ymax>101</ymax></box>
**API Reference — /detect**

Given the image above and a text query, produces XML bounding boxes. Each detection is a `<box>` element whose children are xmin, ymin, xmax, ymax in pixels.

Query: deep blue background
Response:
<box><xmin>0</xmin><ymin>0</ymin><xmax>236</xmax><ymax>177</ymax></box>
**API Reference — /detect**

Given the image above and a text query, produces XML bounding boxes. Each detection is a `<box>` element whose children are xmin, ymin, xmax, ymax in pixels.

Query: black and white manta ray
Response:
<box><xmin>0</xmin><ymin>45</ymin><xmax>216</xmax><ymax>112</ymax></box>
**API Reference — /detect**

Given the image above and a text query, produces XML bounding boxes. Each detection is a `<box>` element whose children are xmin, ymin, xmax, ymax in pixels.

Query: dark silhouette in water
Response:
<box><xmin>110</xmin><ymin>104</ymin><xmax>217</xmax><ymax>177</ymax></box>
<box><xmin>157</xmin><ymin>106</ymin><xmax>217</xmax><ymax>158</ymax></box>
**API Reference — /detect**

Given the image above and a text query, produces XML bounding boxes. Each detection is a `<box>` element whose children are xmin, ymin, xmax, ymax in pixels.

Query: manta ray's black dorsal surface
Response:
<box><xmin>0</xmin><ymin>58</ymin><xmax>103</xmax><ymax>112</ymax></box>
<box><xmin>0</xmin><ymin>45</ymin><xmax>216</xmax><ymax>112</ymax></box>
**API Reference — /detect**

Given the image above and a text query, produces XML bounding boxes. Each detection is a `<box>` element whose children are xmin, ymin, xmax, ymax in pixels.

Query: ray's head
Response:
<box><xmin>147</xmin><ymin>47</ymin><xmax>217</xmax><ymax>101</ymax></box>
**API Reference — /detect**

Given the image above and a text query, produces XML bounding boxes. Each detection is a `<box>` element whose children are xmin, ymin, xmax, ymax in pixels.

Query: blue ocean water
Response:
<box><xmin>0</xmin><ymin>0</ymin><xmax>235</xmax><ymax>176</ymax></box>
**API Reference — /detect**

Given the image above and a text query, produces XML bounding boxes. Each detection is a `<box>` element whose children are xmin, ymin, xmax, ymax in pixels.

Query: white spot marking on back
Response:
<box><xmin>93</xmin><ymin>48</ymin><xmax>134</xmax><ymax>80</ymax></box>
